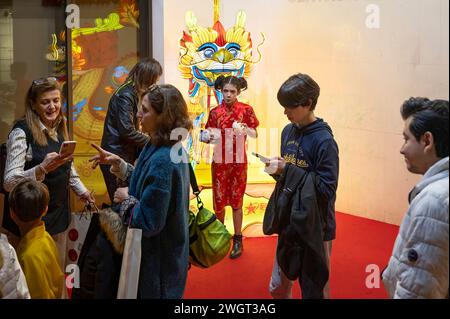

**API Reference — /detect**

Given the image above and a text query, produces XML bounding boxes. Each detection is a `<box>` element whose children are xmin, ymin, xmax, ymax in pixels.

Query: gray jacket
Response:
<box><xmin>382</xmin><ymin>157</ymin><xmax>449</xmax><ymax>299</ymax></box>
<box><xmin>0</xmin><ymin>234</ymin><xmax>30</xmax><ymax>299</ymax></box>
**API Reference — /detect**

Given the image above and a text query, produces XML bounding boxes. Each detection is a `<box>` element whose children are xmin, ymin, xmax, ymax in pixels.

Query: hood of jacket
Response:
<box><xmin>293</xmin><ymin>118</ymin><xmax>334</xmax><ymax>137</ymax></box>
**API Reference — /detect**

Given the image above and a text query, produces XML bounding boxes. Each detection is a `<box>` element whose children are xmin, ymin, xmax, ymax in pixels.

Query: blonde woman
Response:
<box><xmin>3</xmin><ymin>77</ymin><xmax>94</xmax><ymax>263</ymax></box>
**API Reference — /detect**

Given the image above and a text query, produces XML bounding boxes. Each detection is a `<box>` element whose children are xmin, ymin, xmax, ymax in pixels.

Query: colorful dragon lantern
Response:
<box><xmin>179</xmin><ymin>0</ymin><xmax>265</xmax><ymax>166</ymax></box>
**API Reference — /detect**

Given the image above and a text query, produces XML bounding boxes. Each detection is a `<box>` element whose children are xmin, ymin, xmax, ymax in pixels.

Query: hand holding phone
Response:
<box><xmin>59</xmin><ymin>141</ymin><xmax>76</xmax><ymax>158</ymax></box>
<box><xmin>39</xmin><ymin>142</ymin><xmax>76</xmax><ymax>174</ymax></box>
<box><xmin>263</xmin><ymin>156</ymin><xmax>286</xmax><ymax>175</ymax></box>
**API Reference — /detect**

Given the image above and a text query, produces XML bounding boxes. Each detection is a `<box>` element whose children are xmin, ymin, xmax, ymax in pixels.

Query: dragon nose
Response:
<box><xmin>213</xmin><ymin>49</ymin><xmax>234</xmax><ymax>64</ymax></box>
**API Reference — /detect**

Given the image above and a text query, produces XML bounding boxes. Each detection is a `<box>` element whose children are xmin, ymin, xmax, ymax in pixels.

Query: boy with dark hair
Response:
<box><xmin>266</xmin><ymin>73</ymin><xmax>339</xmax><ymax>299</ymax></box>
<box><xmin>382</xmin><ymin>98</ymin><xmax>449</xmax><ymax>298</ymax></box>
<box><xmin>9</xmin><ymin>179</ymin><xmax>64</xmax><ymax>299</ymax></box>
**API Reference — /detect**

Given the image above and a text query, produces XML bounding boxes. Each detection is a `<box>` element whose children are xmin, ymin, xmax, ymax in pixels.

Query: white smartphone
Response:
<box><xmin>252</xmin><ymin>152</ymin><xmax>269</xmax><ymax>163</ymax></box>
<box><xmin>59</xmin><ymin>141</ymin><xmax>76</xmax><ymax>158</ymax></box>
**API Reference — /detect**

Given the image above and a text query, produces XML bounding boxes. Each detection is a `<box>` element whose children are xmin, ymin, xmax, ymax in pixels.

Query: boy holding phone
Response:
<box><xmin>267</xmin><ymin>73</ymin><xmax>339</xmax><ymax>299</ymax></box>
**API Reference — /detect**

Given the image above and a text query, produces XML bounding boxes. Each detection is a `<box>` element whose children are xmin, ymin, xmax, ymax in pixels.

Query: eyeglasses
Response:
<box><xmin>32</xmin><ymin>76</ymin><xmax>58</xmax><ymax>87</ymax></box>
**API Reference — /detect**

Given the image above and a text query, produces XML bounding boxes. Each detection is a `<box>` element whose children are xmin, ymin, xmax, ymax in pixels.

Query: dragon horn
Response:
<box><xmin>235</xmin><ymin>11</ymin><xmax>246</xmax><ymax>29</ymax></box>
<box><xmin>185</xmin><ymin>11</ymin><xmax>198</xmax><ymax>32</ymax></box>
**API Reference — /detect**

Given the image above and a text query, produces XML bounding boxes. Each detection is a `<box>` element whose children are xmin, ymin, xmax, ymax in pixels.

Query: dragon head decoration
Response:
<box><xmin>179</xmin><ymin>8</ymin><xmax>264</xmax><ymax>106</ymax></box>
<box><xmin>178</xmin><ymin>1</ymin><xmax>265</xmax><ymax>167</ymax></box>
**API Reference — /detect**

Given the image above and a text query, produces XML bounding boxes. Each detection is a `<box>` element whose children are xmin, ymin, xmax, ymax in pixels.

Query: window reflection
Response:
<box><xmin>0</xmin><ymin>0</ymin><xmax>141</xmax><ymax>215</ymax></box>
<box><xmin>69</xmin><ymin>0</ymin><xmax>139</xmax><ymax>205</ymax></box>
<box><xmin>0</xmin><ymin>0</ymin><xmax>66</xmax><ymax>228</ymax></box>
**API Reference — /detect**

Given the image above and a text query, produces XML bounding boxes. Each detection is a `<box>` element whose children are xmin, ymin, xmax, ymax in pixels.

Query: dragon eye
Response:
<box><xmin>229</xmin><ymin>48</ymin><xmax>239</xmax><ymax>57</ymax></box>
<box><xmin>203</xmin><ymin>48</ymin><xmax>215</xmax><ymax>58</ymax></box>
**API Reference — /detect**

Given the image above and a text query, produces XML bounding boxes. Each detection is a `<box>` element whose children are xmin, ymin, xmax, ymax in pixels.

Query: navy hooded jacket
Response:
<box><xmin>280</xmin><ymin>119</ymin><xmax>339</xmax><ymax>241</ymax></box>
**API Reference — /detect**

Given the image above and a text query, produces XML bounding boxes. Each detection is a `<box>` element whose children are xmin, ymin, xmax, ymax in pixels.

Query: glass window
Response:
<box><xmin>0</xmin><ymin>0</ymin><xmax>66</xmax><ymax>226</ymax></box>
<box><xmin>70</xmin><ymin>0</ymin><xmax>140</xmax><ymax>207</ymax></box>
<box><xmin>0</xmin><ymin>0</ymin><xmax>144</xmax><ymax>218</ymax></box>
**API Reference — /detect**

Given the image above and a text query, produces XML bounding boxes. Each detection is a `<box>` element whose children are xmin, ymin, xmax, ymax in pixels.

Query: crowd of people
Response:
<box><xmin>0</xmin><ymin>57</ymin><xmax>448</xmax><ymax>299</ymax></box>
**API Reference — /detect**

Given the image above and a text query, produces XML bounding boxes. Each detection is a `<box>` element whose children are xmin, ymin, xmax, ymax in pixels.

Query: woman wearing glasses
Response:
<box><xmin>2</xmin><ymin>77</ymin><xmax>94</xmax><ymax>256</ymax></box>
<box><xmin>90</xmin><ymin>84</ymin><xmax>192</xmax><ymax>299</ymax></box>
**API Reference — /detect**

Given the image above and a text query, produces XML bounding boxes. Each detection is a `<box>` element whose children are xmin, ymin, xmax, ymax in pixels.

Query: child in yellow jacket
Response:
<box><xmin>9</xmin><ymin>179</ymin><xmax>64</xmax><ymax>299</ymax></box>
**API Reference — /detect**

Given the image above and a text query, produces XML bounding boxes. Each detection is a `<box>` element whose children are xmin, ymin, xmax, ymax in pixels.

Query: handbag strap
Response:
<box><xmin>189</xmin><ymin>164</ymin><xmax>203</xmax><ymax>210</ymax></box>
<box><xmin>189</xmin><ymin>164</ymin><xmax>200</xmax><ymax>195</ymax></box>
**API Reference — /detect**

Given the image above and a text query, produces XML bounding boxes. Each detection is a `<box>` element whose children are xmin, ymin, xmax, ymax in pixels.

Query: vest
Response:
<box><xmin>2</xmin><ymin>120</ymin><xmax>71</xmax><ymax>236</ymax></box>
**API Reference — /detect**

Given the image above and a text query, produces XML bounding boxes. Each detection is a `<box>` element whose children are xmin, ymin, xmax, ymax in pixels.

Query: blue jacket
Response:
<box><xmin>129</xmin><ymin>144</ymin><xmax>190</xmax><ymax>299</ymax></box>
<box><xmin>281</xmin><ymin>119</ymin><xmax>339</xmax><ymax>241</ymax></box>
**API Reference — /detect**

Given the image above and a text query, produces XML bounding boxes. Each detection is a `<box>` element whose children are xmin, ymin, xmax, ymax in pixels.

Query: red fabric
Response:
<box><xmin>213</xmin><ymin>21</ymin><xmax>227</xmax><ymax>47</ymax></box>
<box><xmin>184</xmin><ymin>212</ymin><xmax>400</xmax><ymax>299</ymax></box>
<box><xmin>206</xmin><ymin>101</ymin><xmax>259</xmax><ymax>212</ymax></box>
<box><xmin>211</xmin><ymin>162</ymin><xmax>248</xmax><ymax>214</ymax></box>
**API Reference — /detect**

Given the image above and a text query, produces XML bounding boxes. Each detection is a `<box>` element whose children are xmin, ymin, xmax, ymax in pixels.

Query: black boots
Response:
<box><xmin>230</xmin><ymin>234</ymin><xmax>243</xmax><ymax>259</ymax></box>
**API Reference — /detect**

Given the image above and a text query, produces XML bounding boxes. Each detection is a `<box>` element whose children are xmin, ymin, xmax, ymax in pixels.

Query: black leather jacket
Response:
<box><xmin>101</xmin><ymin>81</ymin><xmax>149</xmax><ymax>164</ymax></box>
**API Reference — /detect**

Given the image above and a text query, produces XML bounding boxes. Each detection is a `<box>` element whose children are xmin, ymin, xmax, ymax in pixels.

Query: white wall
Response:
<box><xmin>155</xmin><ymin>0</ymin><xmax>449</xmax><ymax>225</ymax></box>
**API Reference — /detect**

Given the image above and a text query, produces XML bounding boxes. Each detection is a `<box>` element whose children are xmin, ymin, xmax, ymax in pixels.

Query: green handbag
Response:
<box><xmin>188</xmin><ymin>165</ymin><xmax>232</xmax><ymax>268</ymax></box>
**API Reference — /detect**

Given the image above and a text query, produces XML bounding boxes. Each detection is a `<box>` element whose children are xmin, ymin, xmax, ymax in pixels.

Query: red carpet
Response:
<box><xmin>184</xmin><ymin>212</ymin><xmax>400</xmax><ymax>299</ymax></box>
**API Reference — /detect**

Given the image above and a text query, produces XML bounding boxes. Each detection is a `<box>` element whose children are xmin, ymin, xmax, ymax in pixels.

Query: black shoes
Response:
<box><xmin>230</xmin><ymin>234</ymin><xmax>243</xmax><ymax>259</ymax></box>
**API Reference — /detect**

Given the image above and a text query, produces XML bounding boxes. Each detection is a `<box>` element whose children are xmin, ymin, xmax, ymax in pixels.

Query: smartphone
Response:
<box><xmin>59</xmin><ymin>141</ymin><xmax>76</xmax><ymax>158</ymax></box>
<box><xmin>252</xmin><ymin>152</ymin><xmax>269</xmax><ymax>163</ymax></box>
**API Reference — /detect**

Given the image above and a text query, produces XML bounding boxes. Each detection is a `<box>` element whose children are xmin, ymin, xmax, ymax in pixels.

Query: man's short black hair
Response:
<box><xmin>427</xmin><ymin>99</ymin><xmax>449</xmax><ymax>117</ymax></box>
<box><xmin>277</xmin><ymin>73</ymin><xmax>320</xmax><ymax>110</ymax></box>
<box><xmin>400</xmin><ymin>97</ymin><xmax>431</xmax><ymax>120</ymax></box>
<box><xmin>401</xmin><ymin>98</ymin><xmax>449</xmax><ymax>158</ymax></box>
<box><xmin>9</xmin><ymin>179</ymin><xmax>49</xmax><ymax>222</ymax></box>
